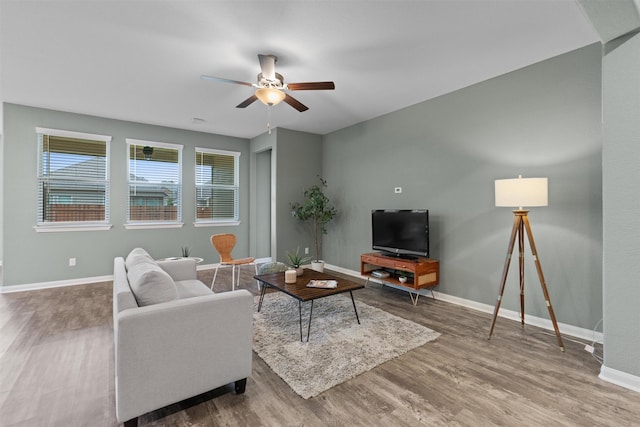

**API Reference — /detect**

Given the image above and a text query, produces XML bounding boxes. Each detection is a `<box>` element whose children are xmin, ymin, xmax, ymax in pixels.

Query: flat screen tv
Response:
<box><xmin>371</xmin><ymin>209</ymin><xmax>429</xmax><ymax>258</ymax></box>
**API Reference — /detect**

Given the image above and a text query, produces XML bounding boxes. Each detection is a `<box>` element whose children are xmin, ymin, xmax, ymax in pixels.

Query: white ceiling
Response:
<box><xmin>0</xmin><ymin>1</ymin><xmax>599</xmax><ymax>139</ymax></box>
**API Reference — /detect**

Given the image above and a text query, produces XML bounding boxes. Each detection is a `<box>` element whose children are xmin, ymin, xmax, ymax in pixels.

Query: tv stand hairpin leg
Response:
<box><xmin>408</xmin><ymin>288</ymin><xmax>436</xmax><ymax>306</ymax></box>
<box><xmin>360</xmin><ymin>253</ymin><xmax>439</xmax><ymax>305</ymax></box>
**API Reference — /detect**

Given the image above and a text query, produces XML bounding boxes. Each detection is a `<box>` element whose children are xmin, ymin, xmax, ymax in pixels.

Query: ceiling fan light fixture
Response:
<box><xmin>255</xmin><ymin>87</ymin><xmax>285</xmax><ymax>106</ymax></box>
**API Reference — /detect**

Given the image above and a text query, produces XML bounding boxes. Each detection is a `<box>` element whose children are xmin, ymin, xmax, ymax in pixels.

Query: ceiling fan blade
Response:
<box><xmin>283</xmin><ymin>94</ymin><xmax>309</xmax><ymax>112</ymax></box>
<box><xmin>287</xmin><ymin>81</ymin><xmax>335</xmax><ymax>91</ymax></box>
<box><xmin>258</xmin><ymin>54</ymin><xmax>277</xmax><ymax>81</ymax></box>
<box><xmin>236</xmin><ymin>95</ymin><xmax>258</xmax><ymax>108</ymax></box>
<box><xmin>200</xmin><ymin>75</ymin><xmax>253</xmax><ymax>87</ymax></box>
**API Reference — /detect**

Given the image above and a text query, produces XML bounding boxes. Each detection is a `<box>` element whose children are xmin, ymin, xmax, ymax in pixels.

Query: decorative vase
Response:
<box><xmin>311</xmin><ymin>260</ymin><xmax>325</xmax><ymax>272</ymax></box>
<box><xmin>296</xmin><ymin>267</ymin><xmax>304</xmax><ymax>276</ymax></box>
<box><xmin>399</xmin><ymin>276</ymin><xmax>407</xmax><ymax>284</ymax></box>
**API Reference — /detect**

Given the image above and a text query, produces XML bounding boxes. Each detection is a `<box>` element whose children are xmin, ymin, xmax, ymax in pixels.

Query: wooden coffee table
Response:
<box><xmin>254</xmin><ymin>269</ymin><xmax>365</xmax><ymax>342</ymax></box>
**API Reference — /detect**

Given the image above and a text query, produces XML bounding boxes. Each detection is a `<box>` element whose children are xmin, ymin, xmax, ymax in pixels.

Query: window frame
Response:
<box><xmin>34</xmin><ymin>127</ymin><xmax>112</xmax><ymax>233</ymax></box>
<box><xmin>194</xmin><ymin>147</ymin><xmax>241</xmax><ymax>227</ymax></box>
<box><xmin>125</xmin><ymin>138</ymin><xmax>184</xmax><ymax>230</ymax></box>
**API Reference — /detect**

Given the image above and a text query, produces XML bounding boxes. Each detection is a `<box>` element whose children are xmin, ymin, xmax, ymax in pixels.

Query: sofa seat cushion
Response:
<box><xmin>126</xmin><ymin>248</ymin><xmax>179</xmax><ymax>307</ymax></box>
<box><xmin>175</xmin><ymin>280</ymin><xmax>214</xmax><ymax>299</ymax></box>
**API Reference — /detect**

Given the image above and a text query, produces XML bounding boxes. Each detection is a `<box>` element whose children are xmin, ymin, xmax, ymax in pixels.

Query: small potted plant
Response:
<box><xmin>291</xmin><ymin>177</ymin><xmax>337</xmax><ymax>272</ymax></box>
<box><xmin>286</xmin><ymin>247</ymin><xmax>312</xmax><ymax>276</ymax></box>
<box><xmin>180</xmin><ymin>246</ymin><xmax>191</xmax><ymax>258</ymax></box>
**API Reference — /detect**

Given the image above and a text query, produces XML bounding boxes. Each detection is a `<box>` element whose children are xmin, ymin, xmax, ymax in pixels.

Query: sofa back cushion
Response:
<box><xmin>125</xmin><ymin>247</ymin><xmax>154</xmax><ymax>270</ymax></box>
<box><xmin>126</xmin><ymin>248</ymin><xmax>179</xmax><ymax>306</ymax></box>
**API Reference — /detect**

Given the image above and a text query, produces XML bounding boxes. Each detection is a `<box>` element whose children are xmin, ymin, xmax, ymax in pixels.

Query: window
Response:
<box><xmin>195</xmin><ymin>148</ymin><xmax>240</xmax><ymax>225</ymax></box>
<box><xmin>36</xmin><ymin>127</ymin><xmax>111</xmax><ymax>232</ymax></box>
<box><xmin>126</xmin><ymin>139</ymin><xmax>183</xmax><ymax>228</ymax></box>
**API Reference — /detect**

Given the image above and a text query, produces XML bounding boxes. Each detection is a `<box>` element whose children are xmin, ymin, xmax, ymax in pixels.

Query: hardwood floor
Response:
<box><xmin>1</xmin><ymin>266</ymin><xmax>639</xmax><ymax>426</ymax></box>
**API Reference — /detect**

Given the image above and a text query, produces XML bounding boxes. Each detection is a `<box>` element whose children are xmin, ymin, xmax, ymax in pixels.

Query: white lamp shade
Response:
<box><xmin>495</xmin><ymin>176</ymin><xmax>548</xmax><ymax>208</ymax></box>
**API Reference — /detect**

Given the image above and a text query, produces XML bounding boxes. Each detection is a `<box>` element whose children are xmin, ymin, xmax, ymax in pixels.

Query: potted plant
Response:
<box><xmin>180</xmin><ymin>246</ymin><xmax>191</xmax><ymax>257</ymax></box>
<box><xmin>291</xmin><ymin>177</ymin><xmax>337</xmax><ymax>272</ymax></box>
<box><xmin>286</xmin><ymin>247</ymin><xmax>312</xmax><ymax>276</ymax></box>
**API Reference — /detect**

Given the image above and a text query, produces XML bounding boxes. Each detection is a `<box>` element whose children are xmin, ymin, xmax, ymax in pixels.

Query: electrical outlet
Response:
<box><xmin>584</xmin><ymin>344</ymin><xmax>594</xmax><ymax>354</ymax></box>
<box><xmin>69</xmin><ymin>258</ymin><xmax>76</xmax><ymax>267</ymax></box>
<box><xmin>304</xmin><ymin>247</ymin><xmax>309</xmax><ymax>254</ymax></box>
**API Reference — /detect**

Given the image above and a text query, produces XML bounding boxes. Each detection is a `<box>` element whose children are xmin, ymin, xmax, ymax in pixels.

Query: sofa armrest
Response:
<box><xmin>157</xmin><ymin>258</ymin><xmax>197</xmax><ymax>281</ymax></box>
<box><xmin>114</xmin><ymin>289</ymin><xmax>253</xmax><ymax>423</ymax></box>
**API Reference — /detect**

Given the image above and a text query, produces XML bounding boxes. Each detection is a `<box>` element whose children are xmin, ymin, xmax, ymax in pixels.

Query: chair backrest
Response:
<box><xmin>211</xmin><ymin>233</ymin><xmax>237</xmax><ymax>263</ymax></box>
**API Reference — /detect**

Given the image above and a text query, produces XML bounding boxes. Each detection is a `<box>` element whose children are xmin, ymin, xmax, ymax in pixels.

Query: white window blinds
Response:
<box><xmin>195</xmin><ymin>148</ymin><xmax>240</xmax><ymax>222</ymax></box>
<box><xmin>127</xmin><ymin>139</ymin><xmax>182</xmax><ymax>224</ymax></box>
<box><xmin>36</xmin><ymin>128</ymin><xmax>111</xmax><ymax>226</ymax></box>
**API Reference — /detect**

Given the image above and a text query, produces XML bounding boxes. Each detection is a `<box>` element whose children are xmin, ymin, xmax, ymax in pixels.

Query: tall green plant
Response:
<box><xmin>291</xmin><ymin>178</ymin><xmax>337</xmax><ymax>262</ymax></box>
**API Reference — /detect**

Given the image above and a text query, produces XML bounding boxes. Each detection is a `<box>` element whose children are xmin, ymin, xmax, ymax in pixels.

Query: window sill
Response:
<box><xmin>34</xmin><ymin>223</ymin><xmax>113</xmax><ymax>233</ymax></box>
<box><xmin>194</xmin><ymin>220</ymin><xmax>241</xmax><ymax>227</ymax></box>
<box><xmin>125</xmin><ymin>222</ymin><xmax>184</xmax><ymax>230</ymax></box>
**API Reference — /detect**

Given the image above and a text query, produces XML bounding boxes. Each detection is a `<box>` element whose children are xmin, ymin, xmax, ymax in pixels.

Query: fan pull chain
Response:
<box><xmin>267</xmin><ymin>105</ymin><xmax>274</xmax><ymax>134</ymax></box>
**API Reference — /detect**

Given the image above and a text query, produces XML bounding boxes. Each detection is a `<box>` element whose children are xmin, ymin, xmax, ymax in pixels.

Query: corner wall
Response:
<box><xmin>601</xmin><ymin>31</ymin><xmax>640</xmax><ymax>384</ymax></box>
<box><xmin>250</xmin><ymin>128</ymin><xmax>323</xmax><ymax>263</ymax></box>
<box><xmin>274</xmin><ymin>129</ymin><xmax>323</xmax><ymax>263</ymax></box>
<box><xmin>579</xmin><ymin>0</ymin><xmax>640</xmax><ymax>387</ymax></box>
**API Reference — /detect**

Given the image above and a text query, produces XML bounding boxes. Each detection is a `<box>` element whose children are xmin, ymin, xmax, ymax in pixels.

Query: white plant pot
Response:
<box><xmin>296</xmin><ymin>267</ymin><xmax>304</xmax><ymax>276</ymax></box>
<box><xmin>311</xmin><ymin>260</ymin><xmax>325</xmax><ymax>272</ymax></box>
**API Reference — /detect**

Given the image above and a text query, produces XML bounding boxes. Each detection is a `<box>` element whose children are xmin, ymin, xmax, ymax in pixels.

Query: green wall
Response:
<box><xmin>322</xmin><ymin>44</ymin><xmax>603</xmax><ymax>331</ymax></box>
<box><xmin>580</xmin><ymin>0</ymin><xmax>640</xmax><ymax>382</ymax></box>
<box><xmin>602</xmin><ymin>31</ymin><xmax>640</xmax><ymax>378</ymax></box>
<box><xmin>2</xmin><ymin>104</ymin><xmax>250</xmax><ymax>287</ymax></box>
<box><xmin>274</xmin><ymin>128</ymin><xmax>323</xmax><ymax>263</ymax></box>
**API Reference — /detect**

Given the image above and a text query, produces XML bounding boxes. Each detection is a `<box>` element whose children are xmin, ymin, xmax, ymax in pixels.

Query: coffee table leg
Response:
<box><xmin>350</xmin><ymin>291</ymin><xmax>361</xmax><ymax>324</ymax></box>
<box><xmin>258</xmin><ymin>282</ymin><xmax>268</xmax><ymax>312</ymax></box>
<box><xmin>298</xmin><ymin>300</ymin><xmax>315</xmax><ymax>342</ymax></box>
<box><xmin>306</xmin><ymin>300</ymin><xmax>314</xmax><ymax>342</ymax></box>
<box><xmin>297</xmin><ymin>301</ymin><xmax>303</xmax><ymax>341</ymax></box>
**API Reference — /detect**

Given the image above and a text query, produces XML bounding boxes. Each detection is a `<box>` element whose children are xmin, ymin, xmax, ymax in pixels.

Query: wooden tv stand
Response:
<box><xmin>360</xmin><ymin>252</ymin><xmax>439</xmax><ymax>305</ymax></box>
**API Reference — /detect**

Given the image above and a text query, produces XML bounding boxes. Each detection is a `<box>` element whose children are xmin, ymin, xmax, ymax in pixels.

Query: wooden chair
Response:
<box><xmin>210</xmin><ymin>234</ymin><xmax>258</xmax><ymax>291</ymax></box>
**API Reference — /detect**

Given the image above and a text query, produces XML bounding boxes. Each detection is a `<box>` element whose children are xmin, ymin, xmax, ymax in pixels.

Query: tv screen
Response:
<box><xmin>371</xmin><ymin>209</ymin><xmax>429</xmax><ymax>258</ymax></box>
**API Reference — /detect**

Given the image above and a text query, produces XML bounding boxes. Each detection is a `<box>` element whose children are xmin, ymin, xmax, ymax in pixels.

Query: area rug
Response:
<box><xmin>253</xmin><ymin>292</ymin><xmax>440</xmax><ymax>399</ymax></box>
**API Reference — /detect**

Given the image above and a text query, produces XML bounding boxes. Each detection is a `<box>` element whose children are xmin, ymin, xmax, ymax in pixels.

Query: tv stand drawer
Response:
<box><xmin>361</xmin><ymin>254</ymin><xmax>395</xmax><ymax>269</ymax></box>
<box><xmin>394</xmin><ymin>260</ymin><xmax>416</xmax><ymax>271</ymax></box>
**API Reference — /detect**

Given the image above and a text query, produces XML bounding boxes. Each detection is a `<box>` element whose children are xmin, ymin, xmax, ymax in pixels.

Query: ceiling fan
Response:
<box><xmin>200</xmin><ymin>54</ymin><xmax>335</xmax><ymax>112</ymax></box>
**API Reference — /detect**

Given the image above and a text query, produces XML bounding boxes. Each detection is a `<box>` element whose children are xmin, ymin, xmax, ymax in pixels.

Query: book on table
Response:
<box><xmin>306</xmin><ymin>280</ymin><xmax>338</xmax><ymax>289</ymax></box>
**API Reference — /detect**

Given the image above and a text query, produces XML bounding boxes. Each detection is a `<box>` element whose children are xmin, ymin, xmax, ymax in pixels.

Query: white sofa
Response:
<box><xmin>113</xmin><ymin>248</ymin><xmax>253</xmax><ymax>427</ymax></box>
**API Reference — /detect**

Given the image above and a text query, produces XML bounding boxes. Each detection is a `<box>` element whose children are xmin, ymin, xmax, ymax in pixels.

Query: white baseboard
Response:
<box><xmin>1</xmin><ymin>257</ymin><xmax>273</xmax><ymax>293</ymax></box>
<box><xmin>0</xmin><ymin>275</ymin><xmax>113</xmax><ymax>293</ymax></box>
<box><xmin>600</xmin><ymin>365</ymin><xmax>640</xmax><ymax>393</ymax></box>
<box><xmin>326</xmin><ymin>263</ymin><xmax>604</xmax><ymax>343</ymax></box>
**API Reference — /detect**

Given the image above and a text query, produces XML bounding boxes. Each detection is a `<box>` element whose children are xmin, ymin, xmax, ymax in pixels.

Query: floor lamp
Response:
<box><xmin>488</xmin><ymin>175</ymin><xmax>565</xmax><ymax>352</ymax></box>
